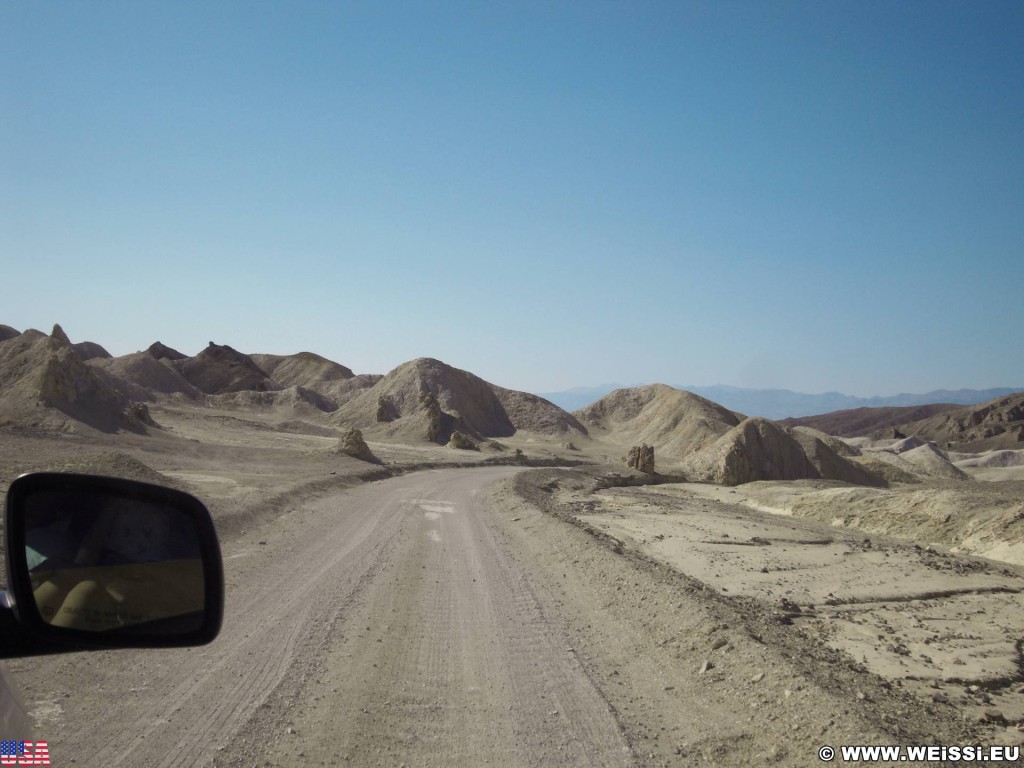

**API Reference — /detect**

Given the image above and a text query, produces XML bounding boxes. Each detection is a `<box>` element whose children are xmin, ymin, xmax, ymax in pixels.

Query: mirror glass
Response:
<box><xmin>22</xmin><ymin>488</ymin><xmax>206</xmax><ymax>635</ymax></box>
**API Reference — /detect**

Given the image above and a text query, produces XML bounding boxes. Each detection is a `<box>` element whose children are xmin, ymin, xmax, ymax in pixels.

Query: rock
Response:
<box><xmin>777</xmin><ymin>598</ymin><xmax>801</xmax><ymax>615</ymax></box>
<box><xmin>420</xmin><ymin>391</ymin><xmax>443</xmax><ymax>441</ymax></box>
<box><xmin>446</xmin><ymin>430</ymin><xmax>476</xmax><ymax>450</ymax></box>
<box><xmin>751</xmin><ymin>672</ymin><xmax>765</xmax><ymax>683</ymax></box>
<box><xmin>375</xmin><ymin>394</ymin><xmax>394</xmax><ymax>423</ymax></box>
<box><xmin>147</xmin><ymin>341</ymin><xmax>187</xmax><ymax>361</ymax></box>
<box><xmin>335</xmin><ymin>429</ymin><xmax>377</xmax><ymax>463</ymax></box>
<box><xmin>125</xmin><ymin>402</ymin><xmax>157</xmax><ymax>427</ymax></box>
<box><xmin>626</xmin><ymin>443</ymin><xmax>655</xmax><ymax>473</ymax></box>
<box><xmin>50</xmin><ymin>323</ymin><xmax>72</xmax><ymax>346</ymax></box>
<box><xmin>699</xmin><ymin>660</ymin><xmax>714</xmax><ymax>674</ymax></box>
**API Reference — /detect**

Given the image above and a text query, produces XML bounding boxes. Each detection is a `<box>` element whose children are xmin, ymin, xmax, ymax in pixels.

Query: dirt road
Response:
<box><xmin>8</xmin><ymin>466</ymin><xmax>1012</xmax><ymax>767</ymax></box>
<box><xmin>8</xmin><ymin>467</ymin><xmax>631</xmax><ymax>768</ymax></box>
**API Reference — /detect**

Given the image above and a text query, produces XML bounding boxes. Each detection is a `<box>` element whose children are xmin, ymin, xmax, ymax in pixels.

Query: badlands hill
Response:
<box><xmin>575</xmin><ymin>384</ymin><xmax>741</xmax><ymax>460</ymax></box>
<box><xmin>783</xmin><ymin>392</ymin><xmax>1024</xmax><ymax>453</ymax></box>
<box><xmin>0</xmin><ymin>325</ymin><xmax>148</xmax><ymax>433</ymax></box>
<box><xmin>1</xmin><ymin>324</ymin><xmax>589</xmax><ymax>447</ymax></box>
<box><xmin>680</xmin><ymin>417</ymin><xmax>885</xmax><ymax>486</ymax></box>
<box><xmin>780</xmin><ymin>403</ymin><xmax>961</xmax><ymax>438</ymax></box>
<box><xmin>92</xmin><ymin>347</ymin><xmax>200</xmax><ymax>399</ymax></box>
<box><xmin>577</xmin><ymin>385</ymin><xmax>885</xmax><ymax>486</ymax></box>
<box><xmin>3</xmin><ymin>321</ymin><xmax>1012</xmax><ymax>491</ymax></box>
<box><xmin>490</xmin><ymin>385</ymin><xmax>589</xmax><ymax>436</ymax></box>
<box><xmin>177</xmin><ymin>343</ymin><xmax>281</xmax><ymax>395</ymax></box>
<box><xmin>680</xmin><ymin>417</ymin><xmax>818</xmax><ymax>485</ymax></box>
<box><xmin>882</xmin><ymin>392</ymin><xmax>1024</xmax><ymax>452</ymax></box>
<box><xmin>91</xmin><ymin>343</ymin><xmax>345</xmax><ymax>425</ymax></box>
<box><xmin>250</xmin><ymin>352</ymin><xmax>360</xmax><ymax>404</ymax></box>
<box><xmin>334</xmin><ymin>357</ymin><xmax>587</xmax><ymax>443</ymax></box>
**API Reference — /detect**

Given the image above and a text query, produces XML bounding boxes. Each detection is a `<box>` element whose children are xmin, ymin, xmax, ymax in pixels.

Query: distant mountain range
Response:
<box><xmin>537</xmin><ymin>384</ymin><xmax>1023</xmax><ymax>420</ymax></box>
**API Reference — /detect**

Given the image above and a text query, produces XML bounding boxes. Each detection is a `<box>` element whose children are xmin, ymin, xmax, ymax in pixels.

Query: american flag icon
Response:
<box><xmin>0</xmin><ymin>740</ymin><xmax>50</xmax><ymax>766</ymax></box>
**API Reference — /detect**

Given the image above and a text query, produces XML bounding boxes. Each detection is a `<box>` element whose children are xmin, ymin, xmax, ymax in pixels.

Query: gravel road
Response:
<box><xmin>8</xmin><ymin>467</ymin><xmax>632</xmax><ymax>767</ymax></box>
<box><xmin>7</xmin><ymin>466</ymin><xmax>1000</xmax><ymax>767</ymax></box>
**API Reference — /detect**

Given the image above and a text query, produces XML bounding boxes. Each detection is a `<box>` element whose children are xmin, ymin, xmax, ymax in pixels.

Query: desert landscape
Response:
<box><xmin>0</xmin><ymin>322</ymin><xmax>1022</xmax><ymax>766</ymax></box>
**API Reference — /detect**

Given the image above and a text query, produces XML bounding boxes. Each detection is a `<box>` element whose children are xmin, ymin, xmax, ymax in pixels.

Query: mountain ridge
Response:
<box><xmin>540</xmin><ymin>384</ymin><xmax>1022</xmax><ymax>419</ymax></box>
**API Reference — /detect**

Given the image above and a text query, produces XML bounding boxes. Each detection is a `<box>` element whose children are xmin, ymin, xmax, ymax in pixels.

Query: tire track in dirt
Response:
<box><xmin>253</xmin><ymin>468</ymin><xmax>633</xmax><ymax>768</ymax></box>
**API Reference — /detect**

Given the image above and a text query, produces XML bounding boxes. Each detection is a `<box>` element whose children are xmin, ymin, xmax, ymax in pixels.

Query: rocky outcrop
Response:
<box><xmin>420</xmin><ymin>392</ymin><xmax>444</xmax><ymax>441</ymax></box>
<box><xmin>682</xmin><ymin>418</ymin><xmax>820</xmax><ymax>486</ymax></box>
<box><xmin>376</xmin><ymin>394</ymin><xmax>395</xmax><ymax>422</ymax></box>
<box><xmin>889</xmin><ymin>392</ymin><xmax>1024</xmax><ymax>451</ymax></box>
<box><xmin>50</xmin><ymin>323</ymin><xmax>72</xmax><ymax>346</ymax></box>
<box><xmin>148</xmin><ymin>341</ymin><xmax>187</xmax><ymax>361</ymax></box>
<box><xmin>446</xmin><ymin>430</ymin><xmax>476</xmax><ymax>450</ymax></box>
<box><xmin>334</xmin><ymin>428</ymin><xmax>378</xmax><ymax>463</ymax></box>
<box><xmin>626</xmin><ymin>444</ymin><xmax>655</xmax><ymax>473</ymax></box>
<box><xmin>683</xmin><ymin>418</ymin><xmax>889</xmax><ymax>487</ymax></box>
<box><xmin>72</xmin><ymin>341</ymin><xmax>111</xmax><ymax>361</ymax></box>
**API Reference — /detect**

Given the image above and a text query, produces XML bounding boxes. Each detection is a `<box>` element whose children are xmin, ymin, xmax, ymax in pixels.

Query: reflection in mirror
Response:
<box><xmin>24</xmin><ymin>489</ymin><xmax>205</xmax><ymax>635</ymax></box>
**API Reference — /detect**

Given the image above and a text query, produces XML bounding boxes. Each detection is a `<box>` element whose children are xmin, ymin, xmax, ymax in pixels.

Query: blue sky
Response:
<box><xmin>3</xmin><ymin>1</ymin><xmax>1021</xmax><ymax>396</ymax></box>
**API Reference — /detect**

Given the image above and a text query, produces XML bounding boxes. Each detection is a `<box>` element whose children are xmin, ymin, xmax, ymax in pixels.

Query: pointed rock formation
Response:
<box><xmin>50</xmin><ymin>323</ymin><xmax>72</xmax><ymax>346</ymax></box>
<box><xmin>334</xmin><ymin>428</ymin><xmax>378</xmax><ymax>463</ymax></box>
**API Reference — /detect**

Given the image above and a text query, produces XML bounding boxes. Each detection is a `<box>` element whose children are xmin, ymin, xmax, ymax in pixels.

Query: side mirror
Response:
<box><xmin>2</xmin><ymin>473</ymin><xmax>223</xmax><ymax>655</ymax></box>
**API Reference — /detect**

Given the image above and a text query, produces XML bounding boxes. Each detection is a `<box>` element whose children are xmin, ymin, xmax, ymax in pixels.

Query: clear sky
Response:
<box><xmin>3</xmin><ymin>1</ymin><xmax>1021</xmax><ymax>397</ymax></box>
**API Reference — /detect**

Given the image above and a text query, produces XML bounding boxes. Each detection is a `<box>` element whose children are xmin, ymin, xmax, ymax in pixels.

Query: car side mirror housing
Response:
<box><xmin>2</xmin><ymin>473</ymin><xmax>223</xmax><ymax>655</ymax></box>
